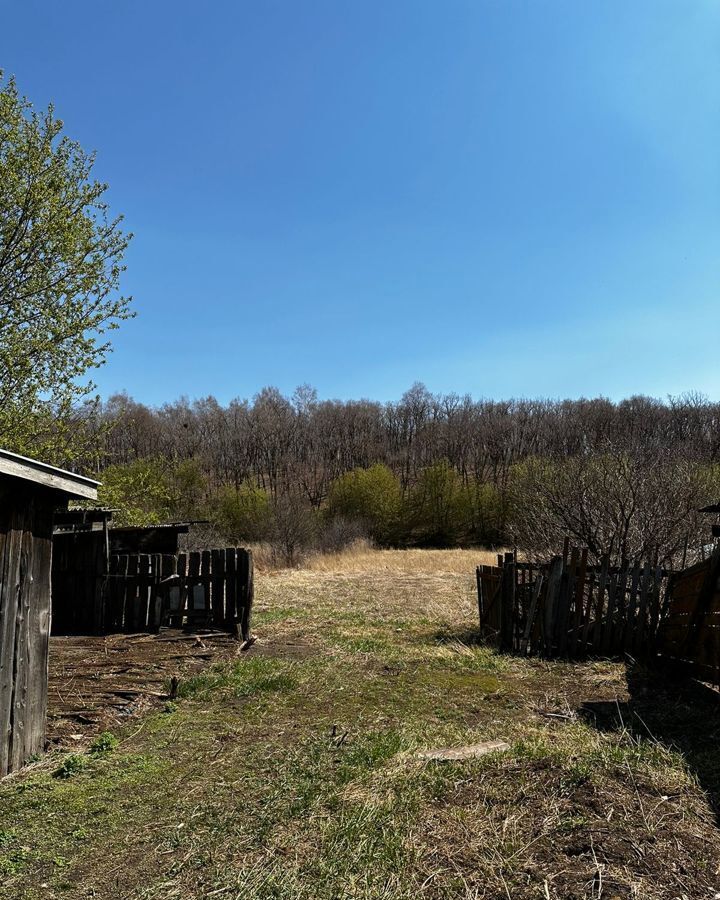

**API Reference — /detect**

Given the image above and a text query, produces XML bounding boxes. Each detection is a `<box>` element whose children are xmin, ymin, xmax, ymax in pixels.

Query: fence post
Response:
<box><xmin>476</xmin><ymin>566</ymin><xmax>484</xmax><ymax>626</ymax></box>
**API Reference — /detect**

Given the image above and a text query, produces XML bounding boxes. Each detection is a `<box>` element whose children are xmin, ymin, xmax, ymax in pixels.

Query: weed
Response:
<box><xmin>52</xmin><ymin>754</ymin><xmax>87</xmax><ymax>780</ymax></box>
<box><xmin>89</xmin><ymin>732</ymin><xmax>119</xmax><ymax>755</ymax></box>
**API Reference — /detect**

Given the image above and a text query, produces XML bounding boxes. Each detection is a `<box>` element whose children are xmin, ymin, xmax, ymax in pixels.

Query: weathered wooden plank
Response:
<box><xmin>211</xmin><ymin>548</ymin><xmax>225</xmax><ymax>627</ymax></box>
<box><xmin>224</xmin><ymin>548</ymin><xmax>237</xmax><ymax>624</ymax></box>
<box><xmin>557</xmin><ymin>548</ymin><xmax>578</xmax><ymax>656</ymax></box>
<box><xmin>622</xmin><ymin>562</ymin><xmax>641</xmax><ymax>652</ymax></box>
<box><xmin>520</xmin><ymin>573</ymin><xmax>543</xmax><ymax>655</ymax></box>
<box><xmin>0</xmin><ymin>451</ymin><xmax>98</xmax><ymax>499</ymax></box>
<box><xmin>0</xmin><ymin>497</ymin><xmax>23</xmax><ymax>776</ymax></box>
<box><xmin>138</xmin><ymin>554</ymin><xmax>151</xmax><ymax>630</ymax></box>
<box><xmin>499</xmin><ymin>553</ymin><xmax>515</xmax><ymax>651</ymax></box>
<box><xmin>592</xmin><ymin>558</ymin><xmax>610</xmax><ymax>653</ymax></box>
<box><xmin>239</xmin><ymin>549</ymin><xmax>254</xmax><ymax>641</ymax></box>
<box><xmin>148</xmin><ymin>554</ymin><xmax>163</xmax><ymax>631</ymax></box>
<box><xmin>176</xmin><ymin>553</ymin><xmax>188</xmax><ymax>627</ymax></box>
<box><xmin>648</xmin><ymin>566</ymin><xmax>664</xmax><ymax>652</ymax></box>
<box><xmin>542</xmin><ymin>556</ymin><xmax>563</xmax><ymax>655</ymax></box>
<box><xmin>125</xmin><ymin>554</ymin><xmax>140</xmax><ymax>631</ymax></box>
<box><xmin>634</xmin><ymin>563</ymin><xmax>651</xmax><ymax>653</ymax></box>
<box><xmin>21</xmin><ymin>498</ymin><xmax>54</xmax><ymax>768</ymax></box>
<box><xmin>611</xmin><ymin>563</ymin><xmax>629</xmax><ymax>655</ymax></box>
<box><xmin>579</xmin><ymin>569</ymin><xmax>597</xmax><ymax>655</ymax></box>
<box><xmin>201</xmin><ymin>549</ymin><xmax>212</xmax><ymax>624</ymax></box>
<box><xmin>10</xmin><ymin>509</ymin><xmax>34</xmax><ymax>771</ymax></box>
<box><xmin>569</xmin><ymin>548</ymin><xmax>588</xmax><ymax>657</ymax></box>
<box><xmin>186</xmin><ymin>551</ymin><xmax>202</xmax><ymax>625</ymax></box>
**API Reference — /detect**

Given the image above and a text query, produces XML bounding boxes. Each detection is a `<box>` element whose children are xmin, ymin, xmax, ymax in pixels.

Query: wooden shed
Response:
<box><xmin>51</xmin><ymin>516</ymin><xmax>197</xmax><ymax>634</ymax></box>
<box><xmin>0</xmin><ymin>449</ymin><xmax>98</xmax><ymax>776</ymax></box>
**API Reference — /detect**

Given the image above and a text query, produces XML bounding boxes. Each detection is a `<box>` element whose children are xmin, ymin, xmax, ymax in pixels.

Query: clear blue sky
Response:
<box><xmin>2</xmin><ymin>1</ymin><xmax>719</xmax><ymax>404</ymax></box>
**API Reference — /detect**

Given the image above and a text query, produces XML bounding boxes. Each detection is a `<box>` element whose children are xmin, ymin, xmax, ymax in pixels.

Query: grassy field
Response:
<box><xmin>1</xmin><ymin>548</ymin><xmax>719</xmax><ymax>899</ymax></box>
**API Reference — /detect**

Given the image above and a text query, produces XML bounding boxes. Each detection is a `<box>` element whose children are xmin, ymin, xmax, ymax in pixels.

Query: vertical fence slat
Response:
<box><xmin>225</xmin><ymin>548</ymin><xmax>237</xmax><ymax>625</ymax></box>
<box><xmin>211</xmin><ymin>549</ymin><xmax>225</xmax><ymax>627</ymax></box>
<box><xmin>612</xmin><ymin>563</ymin><xmax>630</xmax><ymax>655</ymax></box>
<box><xmin>592</xmin><ymin>558</ymin><xmax>609</xmax><ymax>653</ymax></box>
<box><xmin>239</xmin><ymin>549</ymin><xmax>254</xmax><ymax>641</ymax></box>
<box><xmin>201</xmin><ymin>549</ymin><xmax>211</xmax><ymax>620</ymax></box>
<box><xmin>623</xmin><ymin>562</ymin><xmax>641</xmax><ymax>652</ymax></box>
<box><xmin>542</xmin><ymin>556</ymin><xmax>563</xmax><ymax>655</ymax></box>
<box><xmin>160</xmin><ymin>554</ymin><xmax>176</xmax><ymax>628</ymax></box>
<box><xmin>176</xmin><ymin>552</ymin><xmax>188</xmax><ymax>627</ymax></box>
<box><xmin>520</xmin><ymin>573</ymin><xmax>543</xmax><ymax>655</ymax></box>
<box><xmin>137</xmin><ymin>554</ymin><xmax>150</xmax><ymax>630</ymax></box>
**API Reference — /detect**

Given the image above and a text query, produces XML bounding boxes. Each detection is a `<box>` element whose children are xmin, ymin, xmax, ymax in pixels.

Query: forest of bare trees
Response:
<box><xmin>74</xmin><ymin>384</ymin><xmax>720</xmax><ymax>568</ymax></box>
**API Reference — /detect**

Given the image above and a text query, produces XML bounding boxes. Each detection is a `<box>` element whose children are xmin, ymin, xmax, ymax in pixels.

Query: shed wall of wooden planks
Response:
<box><xmin>0</xmin><ymin>481</ymin><xmax>56</xmax><ymax>776</ymax></box>
<box><xmin>655</xmin><ymin>547</ymin><xmax>720</xmax><ymax>683</ymax></box>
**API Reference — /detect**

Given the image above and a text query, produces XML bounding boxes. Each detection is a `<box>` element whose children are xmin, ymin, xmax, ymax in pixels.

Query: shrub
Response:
<box><xmin>268</xmin><ymin>493</ymin><xmax>317</xmax><ymax>567</ymax></box>
<box><xmin>212</xmin><ymin>482</ymin><xmax>271</xmax><ymax>543</ymax></box>
<box><xmin>97</xmin><ymin>457</ymin><xmax>207</xmax><ymax>526</ymax></box>
<box><xmin>406</xmin><ymin>461</ymin><xmax>470</xmax><ymax>546</ymax></box>
<box><xmin>327</xmin><ymin>464</ymin><xmax>402</xmax><ymax>544</ymax></box>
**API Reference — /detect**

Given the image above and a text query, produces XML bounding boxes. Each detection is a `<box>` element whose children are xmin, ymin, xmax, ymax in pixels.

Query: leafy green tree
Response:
<box><xmin>0</xmin><ymin>74</ymin><xmax>132</xmax><ymax>462</ymax></box>
<box><xmin>97</xmin><ymin>459</ymin><xmax>175</xmax><ymax>526</ymax></box>
<box><xmin>212</xmin><ymin>482</ymin><xmax>272</xmax><ymax>543</ymax></box>
<box><xmin>408</xmin><ymin>460</ymin><xmax>468</xmax><ymax>546</ymax></box>
<box><xmin>327</xmin><ymin>464</ymin><xmax>402</xmax><ymax>544</ymax></box>
<box><xmin>170</xmin><ymin>458</ymin><xmax>207</xmax><ymax>521</ymax></box>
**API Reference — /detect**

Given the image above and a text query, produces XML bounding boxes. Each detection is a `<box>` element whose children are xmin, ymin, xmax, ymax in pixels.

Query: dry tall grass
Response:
<box><xmin>253</xmin><ymin>544</ymin><xmax>500</xmax><ymax>628</ymax></box>
<box><xmin>250</xmin><ymin>539</ymin><xmax>505</xmax><ymax>577</ymax></box>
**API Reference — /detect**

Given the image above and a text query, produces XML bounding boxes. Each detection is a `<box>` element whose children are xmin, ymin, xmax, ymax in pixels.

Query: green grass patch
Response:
<box><xmin>175</xmin><ymin>655</ymin><xmax>299</xmax><ymax>701</ymax></box>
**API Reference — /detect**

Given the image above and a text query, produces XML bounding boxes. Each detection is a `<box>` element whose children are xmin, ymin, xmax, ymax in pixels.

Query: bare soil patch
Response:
<box><xmin>46</xmin><ymin>630</ymin><xmax>239</xmax><ymax>748</ymax></box>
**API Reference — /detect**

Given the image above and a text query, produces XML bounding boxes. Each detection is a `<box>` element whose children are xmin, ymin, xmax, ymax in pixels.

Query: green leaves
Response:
<box><xmin>0</xmin><ymin>73</ymin><xmax>133</xmax><ymax>464</ymax></box>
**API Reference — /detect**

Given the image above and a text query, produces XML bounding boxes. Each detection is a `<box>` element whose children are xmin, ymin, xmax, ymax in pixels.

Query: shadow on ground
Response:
<box><xmin>580</xmin><ymin>662</ymin><xmax>720</xmax><ymax>824</ymax></box>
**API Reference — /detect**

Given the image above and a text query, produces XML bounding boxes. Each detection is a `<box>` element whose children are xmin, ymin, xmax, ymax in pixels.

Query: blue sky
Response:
<box><xmin>2</xmin><ymin>1</ymin><xmax>719</xmax><ymax>404</ymax></box>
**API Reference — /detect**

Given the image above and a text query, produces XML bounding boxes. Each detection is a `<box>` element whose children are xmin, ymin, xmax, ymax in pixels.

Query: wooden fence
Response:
<box><xmin>477</xmin><ymin>547</ymin><xmax>669</xmax><ymax>660</ymax></box>
<box><xmin>52</xmin><ymin>545</ymin><xmax>253</xmax><ymax>639</ymax></box>
<box><xmin>656</xmin><ymin>547</ymin><xmax>720</xmax><ymax>683</ymax></box>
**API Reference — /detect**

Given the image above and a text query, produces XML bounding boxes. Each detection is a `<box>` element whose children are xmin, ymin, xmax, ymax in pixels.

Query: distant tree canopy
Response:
<box><xmin>0</xmin><ymin>74</ymin><xmax>132</xmax><ymax>462</ymax></box>
<box><xmin>78</xmin><ymin>386</ymin><xmax>720</xmax><ymax>567</ymax></box>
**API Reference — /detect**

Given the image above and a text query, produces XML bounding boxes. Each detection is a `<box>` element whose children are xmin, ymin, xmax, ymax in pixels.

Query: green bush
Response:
<box><xmin>211</xmin><ymin>482</ymin><xmax>272</xmax><ymax>543</ymax></box>
<box><xmin>327</xmin><ymin>464</ymin><xmax>402</xmax><ymax>544</ymax></box>
<box><xmin>405</xmin><ymin>461</ymin><xmax>469</xmax><ymax>546</ymax></box>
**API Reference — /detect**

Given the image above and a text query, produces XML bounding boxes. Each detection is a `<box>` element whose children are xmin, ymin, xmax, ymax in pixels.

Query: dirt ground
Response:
<box><xmin>46</xmin><ymin>630</ymin><xmax>241</xmax><ymax>748</ymax></box>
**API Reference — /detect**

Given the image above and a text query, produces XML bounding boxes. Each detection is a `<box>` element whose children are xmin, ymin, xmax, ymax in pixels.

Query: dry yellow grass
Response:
<box><xmin>254</xmin><ymin>546</ymin><xmax>494</xmax><ymax>627</ymax></box>
<box><xmin>303</xmin><ymin>543</ymin><xmax>504</xmax><ymax>576</ymax></box>
<box><xmin>249</xmin><ymin>540</ymin><xmax>506</xmax><ymax>577</ymax></box>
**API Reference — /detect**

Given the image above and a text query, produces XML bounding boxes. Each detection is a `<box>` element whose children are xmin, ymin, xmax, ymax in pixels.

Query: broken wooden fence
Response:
<box><xmin>53</xmin><ymin>547</ymin><xmax>253</xmax><ymax>639</ymax></box>
<box><xmin>477</xmin><ymin>548</ymin><xmax>669</xmax><ymax>660</ymax></box>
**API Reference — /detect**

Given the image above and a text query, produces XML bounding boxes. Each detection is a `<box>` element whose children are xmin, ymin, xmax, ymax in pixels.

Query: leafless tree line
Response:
<box><xmin>76</xmin><ymin>384</ymin><xmax>720</xmax><ymax>566</ymax></box>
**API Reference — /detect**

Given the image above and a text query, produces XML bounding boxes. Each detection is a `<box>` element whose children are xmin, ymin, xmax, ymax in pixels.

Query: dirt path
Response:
<box><xmin>1</xmin><ymin>549</ymin><xmax>719</xmax><ymax>899</ymax></box>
